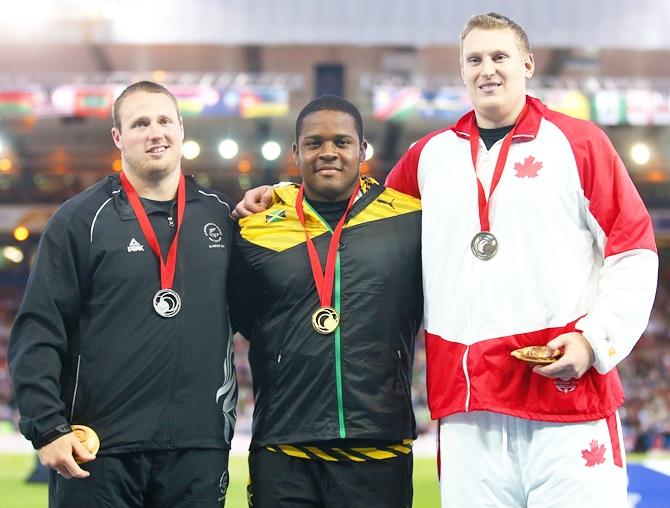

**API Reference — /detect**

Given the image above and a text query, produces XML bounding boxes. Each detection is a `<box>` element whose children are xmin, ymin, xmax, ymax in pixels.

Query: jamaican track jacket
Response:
<box><xmin>231</xmin><ymin>178</ymin><xmax>423</xmax><ymax>448</ymax></box>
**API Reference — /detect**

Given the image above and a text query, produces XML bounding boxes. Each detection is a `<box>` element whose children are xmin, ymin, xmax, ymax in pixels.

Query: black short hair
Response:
<box><xmin>295</xmin><ymin>95</ymin><xmax>364</xmax><ymax>143</ymax></box>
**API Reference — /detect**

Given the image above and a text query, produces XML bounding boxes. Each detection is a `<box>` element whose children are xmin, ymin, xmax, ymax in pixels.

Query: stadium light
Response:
<box><xmin>101</xmin><ymin>0</ymin><xmax>121</xmax><ymax>21</ymax></box>
<box><xmin>365</xmin><ymin>142</ymin><xmax>375</xmax><ymax>161</ymax></box>
<box><xmin>218</xmin><ymin>139</ymin><xmax>239</xmax><ymax>160</ymax></box>
<box><xmin>261</xmin><ymin>141</ymin><xmax>281</xmax><ymax>161</ymax></box>
<box><xmin>13</xmin><ymin>226</ymin><xmax>30</xmax><ymax>242</ymax></box>
<box><xmin>3</xmin><ymin>246</ymin><xmax>24</xmax><ymax>264</ymax></box>
<box><xmin>631</xmin><ymin>143</ymin><xmax>651</xmax><ymax>166</ymax></box>
<box><xmin>237</xmin><ymin>160</ymin><xmax>251</xmax><ymax>173</ymax></box>
<box><xmin>3</xmin><ymin>0</ymin><xmax>53</xmax><ymax>30</ymax></box>
<box><xmin>182</xmin><ymin>140</ymin><xmax>201</xmax><ymax>160</ymax></box>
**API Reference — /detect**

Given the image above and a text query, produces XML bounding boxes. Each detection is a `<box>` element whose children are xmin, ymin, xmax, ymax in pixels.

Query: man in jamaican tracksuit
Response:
<box><xmin>230</xmin><ymin>95</ymin><xmax>423</xmax><ymax>507</ymax></box>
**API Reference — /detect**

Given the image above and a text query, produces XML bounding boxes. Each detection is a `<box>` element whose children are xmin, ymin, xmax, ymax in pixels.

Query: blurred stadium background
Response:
<box><xmin>1</xmin><ymin>1</ymin><xmax>670</xmax><ymax>506</ymax></box>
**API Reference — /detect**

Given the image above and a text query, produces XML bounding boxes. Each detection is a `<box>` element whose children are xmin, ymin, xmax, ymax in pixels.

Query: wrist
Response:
<box><xmin>33</xmin><ymin>423</ymin><xmax>73</xmax><ymax>450</ymax></box>
<box><xmin>575</xmin><ymin>317</ymin><xmax>615</xmax><ymax>374</ymax></box>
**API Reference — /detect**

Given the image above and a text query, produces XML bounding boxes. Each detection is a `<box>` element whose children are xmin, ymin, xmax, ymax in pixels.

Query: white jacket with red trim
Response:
<box><xmin>386</xmin><ymin>96</ymin><xmax>658</xmax><ymax>423</ymax></box>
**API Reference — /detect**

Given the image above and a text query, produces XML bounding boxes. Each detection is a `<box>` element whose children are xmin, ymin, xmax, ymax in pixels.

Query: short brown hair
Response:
<box><xmin>112</xmin><ymin>81</ymin><xmax>180</xmax><ymax>131</ymax></box>
<box><xmin>460</xmin><ymin>12</ymin><xmax>531</xmax><ymax>55</ymax></box>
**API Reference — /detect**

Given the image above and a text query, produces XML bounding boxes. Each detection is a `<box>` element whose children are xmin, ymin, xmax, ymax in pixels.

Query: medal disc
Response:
<box><xmin>153</xmin><ymin>288</ymin><xmax>181</xmax><ymax>318</ymax></box>
<box><xmin>311</xmin><ymin>306</ymin><xmax>340</xmax><ymax>334</ymax></box>
<box><xmin>471</xmin><ymin>232</ymin><xmax>498</xmax><ymax>260</ymax></box>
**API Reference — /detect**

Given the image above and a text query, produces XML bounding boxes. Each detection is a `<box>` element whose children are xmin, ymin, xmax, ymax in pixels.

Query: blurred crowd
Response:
<box><xmin>0</xmin><ymin>287</ymin><xmax>21</xmax><ymax>424</ymax></box>
<box><xmin>2</xmin><ymin>270</ymin><xmax>670</xmax><ymax>452</ymax></box>
<box><xmin>619</xmin><ymin>263</ymin><xmax>670</xmax><ymax>453</ymax></box>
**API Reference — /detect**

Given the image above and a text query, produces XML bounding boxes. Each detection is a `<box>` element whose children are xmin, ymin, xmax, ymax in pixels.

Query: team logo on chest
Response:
<box><xmin>126</xmin><ymin>238</ymin><xmax>144</xmax><ymax>253</ymax></box>
<box><xmin>204</xmin><ymin>223</ymin><xmax>225</xmax><ymax>248</ymax></box>
<box><xmin>514</xmin><ymin>155</ymin><xmax>543</xmax><ymax>178</ymax></box>
<box><xmin>265</xmin><ymin>209</ymin><xmax>286</xmax><ymax>224</ymax></box>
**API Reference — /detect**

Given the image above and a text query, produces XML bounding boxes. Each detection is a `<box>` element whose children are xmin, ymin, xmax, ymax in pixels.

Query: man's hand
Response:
<box><xmin>533</xmin><ymin>332</ymin><xmax>595</xmax><ymax>380</ymax></box>
<box><xmin>38</xmin><ymin>433</ymin><xmax>95</xmax><ymax>479</ymax></box>
<box><xmin>233</xmin><ymin>185</ymin><xmax>273</xmax><ymax>219</ymax></box>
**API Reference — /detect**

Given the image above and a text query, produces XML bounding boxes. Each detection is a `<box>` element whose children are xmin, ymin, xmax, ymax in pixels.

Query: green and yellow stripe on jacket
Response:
<box><xmin>230</xmin><ymin>177</ymin><xmax>423</xmax><ymax>454</ymax></box>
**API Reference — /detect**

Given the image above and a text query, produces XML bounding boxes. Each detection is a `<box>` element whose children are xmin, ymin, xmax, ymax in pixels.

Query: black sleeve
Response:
<box><xmin>8</xmin><ymin>212</ymin><xmax>84</xmax><ymax>448</ymax></box>
<box><xmin>227</xmin><ymin>224</ymin><xmax>259</xmax><ymax>340</ymax></box>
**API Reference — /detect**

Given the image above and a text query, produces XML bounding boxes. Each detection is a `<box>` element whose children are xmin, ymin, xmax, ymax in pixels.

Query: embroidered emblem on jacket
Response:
<box><xmin>204</xmin><ymin>223</ymin><xmax>223</xmax><ymax>243</ymax></box>
<box><xmin>554</xmin><ymin>379</ymin><xmax>576</xmax><ymax>393</ymax></box>
<box><xmin>377</xmin><ymin>197</ymin><xmax>396</xmax><ymax>209</ymax></box>
<box><xmin>204</xmin><ymin>223</ymin><xmax>225</xmax><ymax>249</ymax></box>
<box><xmin>127</xmin><ymin>238</ymin><xmax>144</xmax><ymax>253</ymax></box>
<box><xmin>514</xmin><ymin>156</ymin><xmax>543</xmax><ymax>178</ymax></box>
<box><xmin>265</xmin><ymin>209</ymin><xmax>286</xmax><ymax>223</ymax></box>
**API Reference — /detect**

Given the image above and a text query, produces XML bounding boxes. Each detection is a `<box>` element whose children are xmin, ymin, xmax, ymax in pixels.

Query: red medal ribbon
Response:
<box><xmin>469</xmin><ymin>104</ymin><xmax>529</xmax><ymax>232</ymax></box>
<box><xmin>120</xmin><ymin>172</ymin><xmax>186</xmax><ymax>290</ymax></box>
<box><xmin>295</xmin><ymin>181</ymin><xmax>360</xmax><ymax>308</ymax></box>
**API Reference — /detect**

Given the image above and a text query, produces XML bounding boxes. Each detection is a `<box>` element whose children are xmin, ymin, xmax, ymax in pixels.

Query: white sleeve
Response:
<box><xmin>576</xmin><ymin>248</ymin><xmax>658</xmax><ymax>374</ymax></box>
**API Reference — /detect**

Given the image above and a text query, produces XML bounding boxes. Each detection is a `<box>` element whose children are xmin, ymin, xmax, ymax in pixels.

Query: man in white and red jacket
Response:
<box><xmin>386</xmin><ymin>12</ymin><xmax>657</xmax><ymax>508</ymax></box>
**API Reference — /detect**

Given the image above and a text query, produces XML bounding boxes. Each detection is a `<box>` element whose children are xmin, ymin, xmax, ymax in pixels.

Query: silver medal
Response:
<box><xmin>153</xmin><ymin>288</ymin><xmax>181</xmax><ymax>318</ymax></box>
<box><xmin>471</xmin><ymin>232</ymin><xmax>498</xmax><ymax>260</ymax></box>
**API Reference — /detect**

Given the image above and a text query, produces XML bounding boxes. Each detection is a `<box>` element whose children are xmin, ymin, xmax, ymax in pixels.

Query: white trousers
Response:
<box><xmin>438</xmin><ymin>411</ymin><xmax>628</xmax><ymax>508</ymax></box>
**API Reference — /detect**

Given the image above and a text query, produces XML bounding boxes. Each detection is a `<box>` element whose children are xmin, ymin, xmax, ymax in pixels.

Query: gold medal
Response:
<box><xmin>312</xmin><ymin>306</ymin><xmax>340</xmax><ymax>334</ymax></box>
<box><xmin>71</xmin><ymin>424</ymin><xmax>100</xmax><ymax>462</ymax></box>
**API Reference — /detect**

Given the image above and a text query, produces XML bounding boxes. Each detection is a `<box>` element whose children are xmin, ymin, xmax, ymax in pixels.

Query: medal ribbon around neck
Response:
<box><xmin>468</xmin><ymin>103</ymin><xmax>529</xmax><ymax>232</ymax></box>
<box><xmin>295</xmin><ymin>180</ymin><xmax>360</xmax><ymax>314</ymax></box>
<box><xmin>120</xmin><ymin>171</ymin><xmax>186</xmax><ymax>291</ymax></box>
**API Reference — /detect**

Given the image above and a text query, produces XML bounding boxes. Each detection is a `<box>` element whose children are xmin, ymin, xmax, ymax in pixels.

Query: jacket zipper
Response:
<box><xmin>166</xmin><ymin>247</ymin><xmax>185</xmax><ymax>449</ymax></box>
<box><xmin>69</xmin><ymin>355</ymin><xmax>82</xmax><ymax>421</ymax></box>
<box><xmin>462</xmin><ymin>347</ymin><xmax>471</xmax><ymax>412</ymax></box>
<box><xmin>334</xmin><ymin>251</ymin><xmax>345</xmax><ymax>438</ymax></box>
<box><xmin>303</xmin><ymin>201</ymin><xmax>346</xmax><ymax>438</ymax></box>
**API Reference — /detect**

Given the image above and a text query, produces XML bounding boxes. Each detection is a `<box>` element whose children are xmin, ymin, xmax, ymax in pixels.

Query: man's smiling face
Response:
<box><xmin>461</xmin><ymin>27</ymin><xmax>535</xmax><ymax>128</ymax></box>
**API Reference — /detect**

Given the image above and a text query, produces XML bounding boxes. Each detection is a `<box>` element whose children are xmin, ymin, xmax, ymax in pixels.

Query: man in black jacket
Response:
<box><xmin>230</xmin><ymin>95</ymin><xmax>422</xmax><ymax>507</ymax></box>
<box><xmin>9</xmin><ymin>81</ymin><xmax>237</xmax><ymax>507</ymax></box>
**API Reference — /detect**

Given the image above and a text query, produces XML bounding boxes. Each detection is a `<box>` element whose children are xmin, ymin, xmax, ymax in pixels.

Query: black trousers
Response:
<box><xmin>49</xmin><ymin>448</ymin><xmax>229</xmax><ymax>508</ymax></box>
<box><xmin>248</xmin><ymin>448</ymin><xmax>413</xmax><ymax>508</ymax></box>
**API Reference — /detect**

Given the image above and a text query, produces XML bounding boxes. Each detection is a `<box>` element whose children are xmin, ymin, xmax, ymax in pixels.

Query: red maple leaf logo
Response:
<box><xmin>514</xmin><ymin>156</ymin><xmax>543</xmax><ymax>178</ymax></box>
<box><xmin>581</xmin><ymin>440</ymin><xmax>606</xmax><ymax>467</ymax></box>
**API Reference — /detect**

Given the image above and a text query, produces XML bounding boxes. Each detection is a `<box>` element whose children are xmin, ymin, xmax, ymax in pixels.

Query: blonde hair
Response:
<box><xmin>113</xmin><ymin>81</ymin><xmax>180</xmax><ymax>132</ymax></box>
<box><xmin>460</xmin><ymin>12</ymin><xmax>531</xmax><ymax>55</ymax></box>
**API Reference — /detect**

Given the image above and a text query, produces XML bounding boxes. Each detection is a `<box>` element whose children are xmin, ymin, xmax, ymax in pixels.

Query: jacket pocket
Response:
<box><xmin>394</xmin><ymin>347</ymin><xmax>413</xmax><ymax>415</ymax></box>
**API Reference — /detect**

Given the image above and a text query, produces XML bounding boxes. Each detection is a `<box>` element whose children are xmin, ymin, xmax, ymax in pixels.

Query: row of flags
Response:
<box><xmin>0</xmin><ymin>86</ymin><xmax>289</xmax><ymax>120</ymax></box>
<box><xmin>373</xmin><ymin>86</ymin><xmax>670</xmax><ymax>126</ymax></box>
<box><xmin>1</xmin><ymin>83</ymin><xmax>668</xmax><ymax>125</ymax></box>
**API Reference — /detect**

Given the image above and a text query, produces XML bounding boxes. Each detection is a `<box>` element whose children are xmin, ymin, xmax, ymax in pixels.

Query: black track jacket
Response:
<box><xmin>9</xmin><ymin>174</ymin><xmax>237</xmax><ymax>453</ymax></box>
